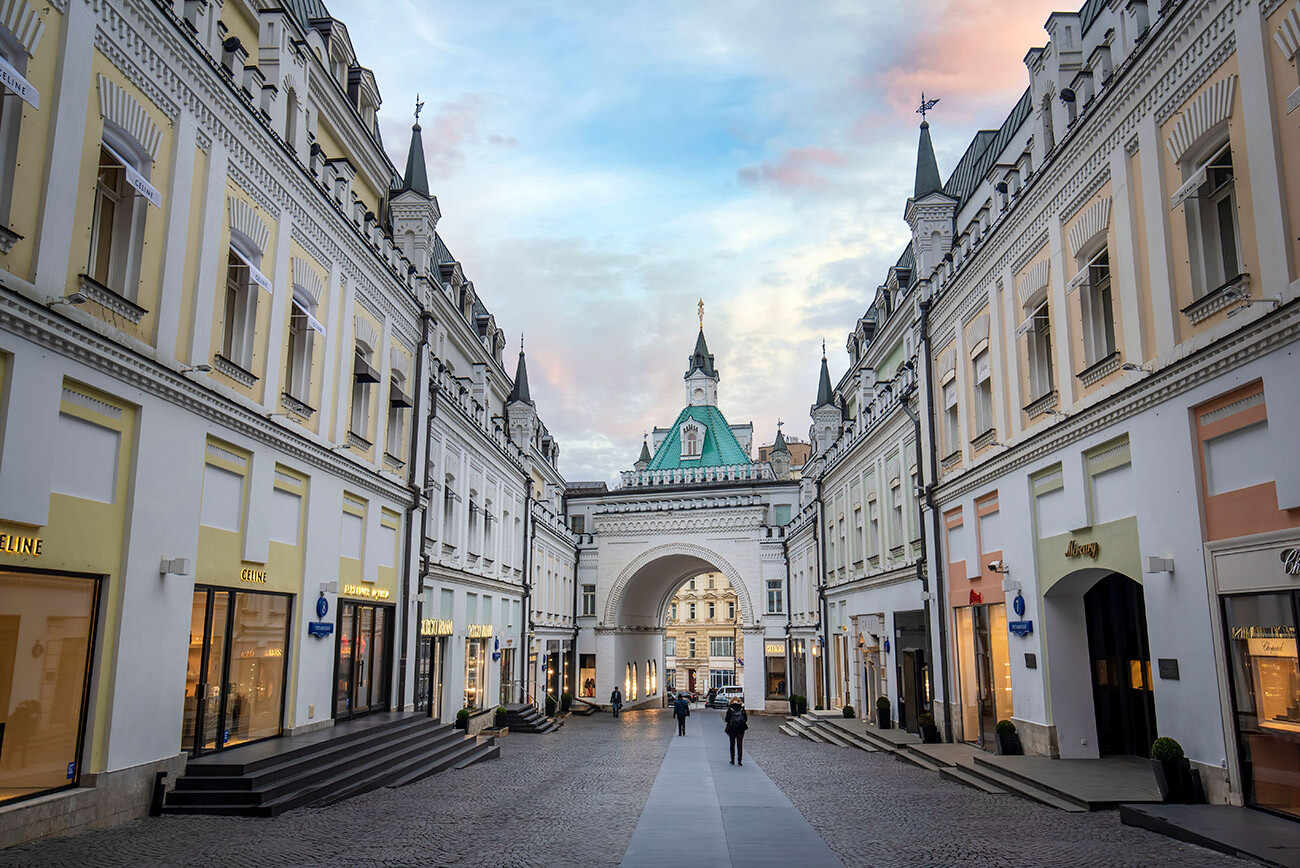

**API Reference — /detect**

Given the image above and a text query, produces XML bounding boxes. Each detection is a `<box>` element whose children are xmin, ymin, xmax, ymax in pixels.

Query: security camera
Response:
<box><xmin>988</xmin><ymin>560</ymin><xmax>1008</xmax><ymax>574</ymax></box>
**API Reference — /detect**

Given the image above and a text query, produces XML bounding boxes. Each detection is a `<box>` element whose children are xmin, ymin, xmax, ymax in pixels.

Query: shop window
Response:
<box><xmin>581</xmin><ymin>584</ymin><xmax>596</xmax><ymax>616</ymax></box>
<box><xmin>766</xmin><ymin>653</ymin><xmax>788</xmax><ymax>699</ymax></box>
<box><xmin>972</xmin><ymin>350</ymin><xmax>993</xmax><ymax>436</ymax></box>
<box><xmin>766</xmin><ymin>579</ymin><xmax>784</xmax><ymax>614</ymax></box>
<box><xmin>464</xmin><ymin>637</ymin><xmax>487</xmax><ymax>709</ymax></box>
<box><xmin>1181</xmin><ymin>142</ymin><xmax>1242</xmax><ymax>298</ymax></box>
<box><xmin>666</xmin><ymin>668</ymin><xmax>676</xmax><ymax>690</ymax></box>
<box><xmin>0</xmin><ymin>572</ymin><xmax>99</xmax><ymax>805</ymax></box>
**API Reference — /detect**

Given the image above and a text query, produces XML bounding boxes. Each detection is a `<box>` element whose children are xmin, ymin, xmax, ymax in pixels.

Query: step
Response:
<box><xmin>778</xmin><ymin>724</ymin><xmax>801</xmax><ymax>738</ymax></box>
<box><xmin>970</xmin><ymin>757</ymin><xmax>1093</xmax><ymax>811</ymax></box>
<box><xmin>961</xmin><ymin>760</ymin><xmax>1087</xmax><ymax>812</ymax></box>
<box><xmin>818</xmin><ymin>719</ymin><xmax>894</xmax><ymax>752</ymax></box>
<box><xmin>452</xmin><ymin>742</ymin><xmax>501</xmax><ymax>770</ymax></box>
<box><xmin>299</xmin><ymin>731</ymin><xmax>484</xmax><ymax>810</ymax></box>
<box><xmin>892</xmin><ymin>749</ymin><xmax>944</xmax><ymax>772</ymax></box>
<box><xmin>806</xmin><ymin>723</ymin><xmax>854</xmax><ymax>748</ymax></box>
<box><xmin>939</xmin><ymin>766</ymin><xmax>1010</xmax><ymax>795</ymax></box>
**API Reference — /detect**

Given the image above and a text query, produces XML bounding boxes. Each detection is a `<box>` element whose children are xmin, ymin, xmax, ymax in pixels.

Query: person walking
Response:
<box><xmin>610</xmin><ymin>686</ymin><xmax>623</xmax><ymax>718</ymax></box>
<box><xmin>672</xmin><ymin>692</ymin><xmax>691</xmax><ymax>735</ymax></box>
<box><xmin>724</xmin><ymin>696</ymin><xmax>748</xmax><ymax>765</ymax></box>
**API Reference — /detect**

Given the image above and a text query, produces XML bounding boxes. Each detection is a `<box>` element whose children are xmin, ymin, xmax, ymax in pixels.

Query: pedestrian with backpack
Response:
<box><xmin>672</xmin><ymin>692</ymin><xmax>691</xmax><ymax>735</ymax></box>
<box><xmin>724</xmin><ymin>696</ymin><xmax>748</xmax><ymax>765</ymax></box>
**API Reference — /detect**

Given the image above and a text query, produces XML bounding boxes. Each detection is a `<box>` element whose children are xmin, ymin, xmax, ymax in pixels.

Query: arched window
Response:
<box><xmin>285</xmin><ymin>259</ymin><xmax>324</xmax><ymax>402</ymax></box>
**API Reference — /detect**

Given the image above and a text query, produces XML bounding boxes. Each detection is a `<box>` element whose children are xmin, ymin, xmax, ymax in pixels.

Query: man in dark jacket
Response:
<box><xmin>724</xmin><ymin>697</ymin><xmax>748</xmax><ymax>764</ymax></box>
<box><xmin>672</xmin><ymin>693</ymin><xmax>691</xmax><ymax>735</ymax></box>
<box><xmin>610</xmin><ymin>687</ymin><xmax>623</xmax><ymax>718</ymax></box>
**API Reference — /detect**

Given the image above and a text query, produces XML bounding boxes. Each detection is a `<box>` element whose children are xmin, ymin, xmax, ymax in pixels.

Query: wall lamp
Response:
<box><xmin>179</xmin><ymin>364</ymin><xmax>212</xmax><ymax>374</ymax></box>
<box><xmin>1120</xmin><ymin>362</ymin><xmax>1153</xmax><ymax>373</ymax></box>
<box><xmin>47</xmin><ymin>291</ymin><xmax>89</xmax><ymax>308</ymax></box>
<box><xmin>1044</xmin><ymin>408</ymin><xmax>1068</xmax><ymax>419</ymax></box>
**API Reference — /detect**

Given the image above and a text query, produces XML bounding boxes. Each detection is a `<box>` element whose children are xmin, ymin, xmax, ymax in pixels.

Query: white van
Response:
<box><xmin>709</xmin><ymin>686</ymin><xmax>743</xmax><ymax>708</ymax></box>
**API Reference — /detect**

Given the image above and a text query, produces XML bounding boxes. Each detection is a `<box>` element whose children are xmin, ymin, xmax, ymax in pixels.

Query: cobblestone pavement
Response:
<box><xmin>0</xmin><ymin>709</ymin><xmax>1249</xmax><ymax>868</ymax></box>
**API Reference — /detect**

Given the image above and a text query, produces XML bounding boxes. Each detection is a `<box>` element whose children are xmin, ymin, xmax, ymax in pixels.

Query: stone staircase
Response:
<box><xmin>501</xmin><ymin>703</ymin><xmax>562</xmax><ymax>734</ymax></box>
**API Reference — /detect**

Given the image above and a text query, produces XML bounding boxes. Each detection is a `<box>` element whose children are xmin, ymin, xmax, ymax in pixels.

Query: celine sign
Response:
<box><xmin>342</xmin><ymin>584</ymin><xmax>391</xmax><ymax>600</ymax></box>
<box><xmin>1064</xmin><ymin>540</ymin><xmax>1100</xmax><ymax>559</ymax></box>
<box><xmin>420</xmin><ymin>618</ymin><xmax>454</xmax><ymax>637</ymax></box>
<box><xmin>0</xmin><ymin>532</ymin><xmax>43</xmax><ymax>556</ymax></box>
<box><xmin>239</xmin><ymin>568</ymin><xmax>268</xmax><ymax>584</ymax></box>
<box><xmin>101</xmin><ymin>141</ymin><xmax>162</xmax><ymax>209</ymax></box>
<box><xmin>0</xmin><ymin>55</ymin><xmax>38</xmax><ymax>109</ymax></box>
<box><xmin>466</xmin><ymin>624</ymin><xmax>493</xmax><ymax>638</ymax></box>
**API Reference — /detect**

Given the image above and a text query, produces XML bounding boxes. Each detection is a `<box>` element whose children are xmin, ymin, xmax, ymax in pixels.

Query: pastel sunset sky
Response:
<box><xmin>331</xmin><ymin>0</ymin><xmax>1066</xmax><ymax>483</ymax></box>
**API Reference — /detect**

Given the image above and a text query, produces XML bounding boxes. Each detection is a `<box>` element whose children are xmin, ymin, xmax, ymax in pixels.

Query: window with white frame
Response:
<box><xmin>727</xmin><ymin>600</ymin><xmax>735</xmax><ymax>620</ymax></box>
<box><xmin>688</xmin><ymin>602</ymin><xmax>696</xmax><ymax>620</ymax></box>
<box><xmin>581</xmin><ymin>584</ymin><xmax>596</xmax><ymax>616</ymax></box>
<box><xmin>88</xmin><ymin>134</ymin><xmax>151</xmax><ymax>300</ymax></box>
<box><xmin>867</xmin><ymin>497</ymin><xmax>879</xmax><ymax>558</ymax></box>
<box><xmin>665</xmin><ymin>637</ymin><xmax>676</xmax><ymax>657</ymax></box>
<box><xmin>442</xmin><ymin>476</ymin><xmax>456</xmax><ymax>546</ymax></box>
<box><xmin>681</xmin><ymin>421</ymin><xmax>702</xmax><ymax>459</ymax></box>
<box><xmin>350</xmin><ymin>343</ymin><xmax>379</xmax><ymax>439</ymax></box>
<box><xmin>890</xmin><ymin>483</ymin><xmax>903</xmax><ymax>549</ymax></box>
<box><xmin>853</xmin><ymin>506</ymin><xmax>864</xmax><ymax>564</ymax></box>
<box><xmin>942</xmin><ymin>379</ymin><xmax>959</xmax><ymax>455</ymax></box>
<box><xmin>687</xmin><ymin>638</ymin><xmax>696</xmax><ymax>658</ymax></box>
<box><xmin>1180</xmin><ymin>141</ymin><xmax>1242</xmax><ymax>298</ymax></box>
<box><xmin>766</xmin><ymin>579</ymin><xmax>783</xmax><ymax>614</ymax></box>
<box><xmin>221</xmin><ymin>243</ymin><xmax>261</xmax><ymax>370</ymax></box>
<box><xmin>284</xmin><ymin>290</ymin><xmax>319</xmax><ymax>402</ymax></box>
<box><xmin>1025</xmin><ymin>301</ymin><xmax>1054</xmax><ymax>400</ymax></box>
<box><xmin>708</xmin><ymin>602</ymin><xmax>716</xmax><ymax>620</ymax></box>
<box><xmin>1079</xmin><ymin>250</ymin><xmax>1116</xmax><ymax>366</ymax></box>
<box><xmin>670</xmin><ymin>602</ymin><xmax>678</xmax><ymax>621</ymax></box>
<box><xmin>710</xmin><ymin>636</ymin><xmax>734</xmax><ymax>657</ymax></box>
<box><xmin>0</xmin><ymin>26</ymin><xmax>35</xmax><ymax>230</ymax></box>
<box><xmin>387</xmin><ymin>369</ymin><xmax>410</xmax><ymax>458</ymax></box>
<box><xmin>710</xmin><ymin>670</ymin><xmax>734</xmax><ymax>689</ymax></box>
<box><xmin>972</xmin><ymin>350</ymin><xmax>993</xmax><ymax>434</ymax></box>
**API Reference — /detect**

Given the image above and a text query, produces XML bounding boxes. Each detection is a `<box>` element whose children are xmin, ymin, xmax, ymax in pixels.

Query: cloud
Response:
<box><xmin>737</xmin><ymin>146</ymin><xmax>849</xmax><ymax>193</ymax></box>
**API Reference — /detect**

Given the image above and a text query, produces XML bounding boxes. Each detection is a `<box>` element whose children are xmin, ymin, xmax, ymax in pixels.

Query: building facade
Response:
<box><xmin>663</xmin><ymin>571</ymin><xmax>743</xmax><ymax>695</ymax></box>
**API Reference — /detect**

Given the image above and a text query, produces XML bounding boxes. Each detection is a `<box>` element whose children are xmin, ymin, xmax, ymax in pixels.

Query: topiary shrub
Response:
<box><xmin>842</xmin><ymin>704</ymin><xmax>855</xmax><ymax>718</ymax></box>
<box><xmin>1151</xmin><ymin>737</ymin><xmax>1184</xmax><ymax>762</ymax></box>
<box><xmin>876</xmin><ymin>695</ymin><xmax>891</xmax><ymax>711</ymax></box>
<box><xmin>455</xmin><ymin>708</ymin><xmax>470</xmax><ymax>730</ymax></box>
<box><xmin>918</xmin><ymin>712</ymin><xmax>935</xmax><ymax>729</ymax></box>
<box><xmin>995</xmin><ymin>719</ymin><xmax>1017</xmax><ymax>736</ymax></box>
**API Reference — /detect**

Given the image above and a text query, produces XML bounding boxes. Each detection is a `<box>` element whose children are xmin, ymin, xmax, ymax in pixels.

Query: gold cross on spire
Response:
<box><xmin>697</xmin><ymin>298</ymin><xmax>705</xmax><ymax>330</ymax></box>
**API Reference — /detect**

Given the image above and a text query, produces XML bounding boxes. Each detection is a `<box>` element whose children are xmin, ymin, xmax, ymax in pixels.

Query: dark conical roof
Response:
<box><xmin>914</xmin><ymin>121</ymin><xmax>943</xmax><ymax>199</ymax></box>
<box><xmin>685</xmin><ymin>329</ymin><xmax>718</xmax><ymax>379</ymax></box>
<box><xmin>508</xmin><ymin>346</ymin><xmax>532</xmax><ymax>404</ymax></box>
<box><xmin>815</xmin><ymin>353</ymin><xmax>834</xmax><ymax>408</ymax></box>
<box><xmin>638</xmin><ymin>439</ymin><xmax>652</xmax><ymax>463</ymax></box>
<box><xmin>773</xmin><ymin>427</ymin><xmax>789</xmax><ymax>454</ymax></box>
<box><xmin>401</xmin><ymin>122</ymin><xmax>430</xmax><ymax>197</ymax></box>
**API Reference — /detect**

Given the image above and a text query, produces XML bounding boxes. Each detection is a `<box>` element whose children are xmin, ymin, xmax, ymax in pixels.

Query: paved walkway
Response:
<box><xmin>621</xmin><ymin>708</ymin><xmax>841</xmax><ymax>868</ymax></box>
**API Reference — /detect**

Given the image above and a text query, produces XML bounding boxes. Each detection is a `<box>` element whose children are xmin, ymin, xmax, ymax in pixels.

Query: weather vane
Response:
<box><xmin>415</xmin><ymin>94</ymin><xmax>424</xmax><ymax>123</ymax></box>
<box><xmin>917</xmin><ymin>92</ymin><xmax>939</xmax><ymax>122</ymax></box>
<box><xmin>698</xmin><ymin>298</ymin><xmax>705</xmax><ymax>330</ymax></box>
<box><xmin>821</xmin><ymin>339</ymin><xmax>827</xmax><ymax>358</ymax></box>
<box><xmin>777</xmin><ymin>418</ymin><xmax>783</xmax><ymax>430</ymax></box>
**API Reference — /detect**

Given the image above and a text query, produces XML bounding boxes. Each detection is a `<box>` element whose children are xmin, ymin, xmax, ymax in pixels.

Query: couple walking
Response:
<box><xmin>671</xmin><ymin>693</ymin><xmax>748</xmax><ymax>765</ymax></box>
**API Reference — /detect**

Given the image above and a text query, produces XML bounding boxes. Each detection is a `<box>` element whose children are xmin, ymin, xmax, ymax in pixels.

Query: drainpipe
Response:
<box><xmin>567</xmin><ymin>492</ymin><xmax>580</xmax><ymax>702</ymax></box>
<box><xmin>782</xmin><ymin>532</ymin><xmax>793</xmax><ymax>699</ymax></box>
<box><xmin>814</xmin><ymin>478</ymin><xmax>831</xmax><ymax>711</ymax></box>
<box><xmin>397</xmin><ymin>309</ymin><xmax>434</xmax><ymax>710</ymax></box>
<box><xmin>520</xmin><ymin>477</ymin><xmax>534</xmax><ymax>703</ymax></box>
<box><xmin>917</xmin><ymin>294</ymin><xmax>953</xmax><ymax>744</ymax></box>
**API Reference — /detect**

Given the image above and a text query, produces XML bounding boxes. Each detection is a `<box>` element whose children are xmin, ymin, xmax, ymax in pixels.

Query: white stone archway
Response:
<box><xmin>603</xmin><ymin>541</ymin><xmax>757</xmax><ymax>630</ymax></box>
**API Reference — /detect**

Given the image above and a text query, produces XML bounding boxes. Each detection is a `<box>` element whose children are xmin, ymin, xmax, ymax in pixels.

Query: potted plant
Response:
<box><xmin>454</xmin><ymin>708</ymin><xmax>470</xmax><ymax>730</ymax></box>
<box><xmin>795</xmin><ymin>694</ymin><xmax>808</xmax><ymax>716</ymax></box>
<box><xmin>918</xmin><ymin>712</ymin><xmax>941</xmax><ymax>743</ymax></box>
<box><xmin>876</xmin><ymin>695</ymin><xmax>892</xmax><ymax>729</ymax></box>
<box><xmin>545</xmin><ymin>695</ymin><xmax>557</xmax><ymax>716</ymax></box>
<box><xmin>842</xmin><ymin>704</ymin><xmax>855</xmax><ymax>718</ymax></box>
<box><xmin>789</xmin><ymin>694</ymin><xmax>800</xmax><ymax>716</ymax></box>
<box><xmin>995</xmin><ymin>719</ymin><xmax>1022</xmax><ymax>755</ymax></box>
<box><xmin>814</xmin><ymin>704</ymin><xmax>824</xmax><ymax>711</ymax></box>
<box><xmin>560</xmin><ymin>691</ymin><xmax>572</xmax><ymax>713</ymax></box>
<box><xmin>494</xmin><ymin>706</ymin><xmax>507</xmax><ymax>728</ymax></box>
<box><xmin>1151</xmin><ymin>737</ymin><xmax>1191</xmax><ymax>803</ymax></box>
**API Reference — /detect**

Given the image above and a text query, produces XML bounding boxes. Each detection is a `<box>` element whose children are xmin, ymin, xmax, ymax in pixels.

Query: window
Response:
<box><xmin>221</xmin><ymin>246</ymin><xmax>260</xmax><ymax>371</ymax></box>
<box><xmin>87</xmin><ymin>136</ymin><xmax>149</xmax><ymax>300</ymax></box>
<box><xmin>707</xmin><ymin>577</ymin><xmax>715</xmax><ymax>590</ymax></box>
<box><xmin>665</xmin><ymin>637</ymin><xmax>676</xmax><ymax>657</ymax></box>
<box><xmin>890</xmin><ymin>484</ymin><xmax>903</xmax><ymax>549</ymax></box>
<box><xmin>688</xmin><ymin>578</ymin><xmax>696</xmax><ymax>590</ymax></box>
<box><xmin>853</xmin><ymin>506</ymin><xmax>863</xmax><ymax>564</ymax></box>
<box><xmin>727</xmin><ymin>600</ymin><xmax>735</xmax><ymax>620</ymax></box>
<box><xmin>688</xmin><ymin>602</ymin><xmax>696</xmax><ymax>621</ymax></box>
<box><xmin>669</xmin><ymin>602</ymin><xmax>677</xmax><ymax>621</ymax></box>
<box><xmin>773</xmin><ymin>504</ymin><xmax>792</xmax><ymax>526</ymax></box>
<box><xmin>766</xmin><ymin>579</ymin><xmax>784</xmax><ymax>614</ymax></box>
<box><xmin>868</xmin><ymin>498</ymin><xmax>879</xmax><ymax>558</ymax></box>
<box><xmin>581</xmin><ymin>584</ymin><xmax>596</xmax><ymax>616</ymax></box>
<box><xmin>571</xmin><ymin>515</ymin><xmax>585</xmax><ymax>534</ymax></box>
<box><xmin>1080</xmin><ymin>251</ymin><xmax>1116</xmax><ymax>366</ymax></box>
<box><xmin>1026</xmin><ymin>301</ymin><xmax>1054</xmax><ymax>400</ymax></box>
<box><xmin>687</xmin><ymin>638</ymin><xmax>696</xmax><ymax>658</ymax></box>
<box><xmin>387</xmin><ymin>371</ymin><xmax>410</xmax><ymax>458</ymax></box>
<box><xmin>681</xmin><ymin>423</ymin><xmax>701</xmax><ymax>458</ymax></box>
<box><xmin>972</xmin><ymin>351</ymin><xmax>993</xmax><ymax>435</ymax></box>
<box><xmin>1183</xmin><ymin>143</ymin><xmax>1242</xmax><ymax>298</ymax></box>
<box><xmin>710</xmin><ymin>670</ymin><xmax>735</xmax><ymax>689</ymax></box>
<box><xmin>710</xmin><ymin>636</ymin><xmax>735</xmax><ymax>657</ymax></box>
<box><xmin>708</xmin><ymin>602</ymin><xmax>716</xmax><ymax>620</ymax></box>
<box><xmin>351</xmin><ymin>347</ymin><xmax>377</xmax><ymax>439</ymax></box>
<box><xmin>942</xmin><ymin>379</ymin><xmax>959</xmax><ymax>455</ymax></box>
<box><xmin>0</xmin><ymin>28</ymin><xmax>34</xmax><ymax>228</ymax></box>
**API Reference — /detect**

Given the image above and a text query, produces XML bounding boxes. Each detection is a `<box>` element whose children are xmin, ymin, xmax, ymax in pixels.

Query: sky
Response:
<box><xmin>330</xmin><ymin>0</ymin><xmax>1066</xmax><ymax>483</ymax></box>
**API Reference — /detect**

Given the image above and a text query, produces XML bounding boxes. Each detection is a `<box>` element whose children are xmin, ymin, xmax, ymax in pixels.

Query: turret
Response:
<box><xmin>634</xmin><ymin>436</ymin><xmax>652</xmax><ymax>471</ymax></box>
<box><xmin>771</xmin><ymin>424</ymin><xmax>791</xmax><ymax>480</ymax></box>
<box><xmin>810</xmin><ymin>343</ymin><xmax>842</xmax><ymax>455</ymax></box>
<box><xmin>903</xmin><ymin>110</ymin><xmax>956</xmax><ymax>282</ymax></box>
<box><xmin>685</xmin><ymin>299</ymin><xmax>719</xmax><ymax>407</ymax></box>
<box><xmin>389</xmin><ymin>102</ymin><xmax>442</xmax><ymax>276</ymax></box>
<box><xmin>506</xmin><ymin>338</ymin><xmax>538</xmax><ymax>450</ymax></box>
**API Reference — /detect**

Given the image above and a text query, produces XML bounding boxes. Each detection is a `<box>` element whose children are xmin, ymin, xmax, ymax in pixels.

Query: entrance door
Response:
<box><xmin>972</xmin><ymin>605</ymin><xmax>997</xmax><ymax>747</ymax></box>
<box><xmin>1084</xmin><ymin>574</ymin><xmax>1156</xmax><ymax>756</ymax></box>
<box><xmin>334</xmin><ymin>602</ymin><xmax>392</xmax><ymax>721</ymax></box>
<box><xmin>182</xmin><ymin>588</ymin><xmax>290</xmax><ymax>755</ymax></box>
<box><xmin>899</xmin><ymin>649</ymin><xmax>923</xmax><ymax>732</ymax></box>
<box><xmin>499</xmin><ymin>648</ymin><xmax>515</xmax><ymax>705</ymax></box>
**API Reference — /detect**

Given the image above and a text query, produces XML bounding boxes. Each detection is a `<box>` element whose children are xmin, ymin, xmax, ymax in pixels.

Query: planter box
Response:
<box><xmin>922</xmin><ymin>725</ymin><xmax>942</xmax><ymax>744</ymax></box>
<box><xmin>995</xmin><ymin>732</ymin><xmax>1023</xmax><ymax>755</ymax></box>
<box><xmin>1152</xmin><ymin>757</ymin><xmax>1194</xmax><ymax>803</ymax></box>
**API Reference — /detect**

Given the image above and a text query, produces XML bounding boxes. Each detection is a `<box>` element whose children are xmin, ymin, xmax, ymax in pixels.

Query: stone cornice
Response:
<box><xmin>1</xmin><ymin>290</ymin><xmax>415</xmax><ymax>505</ymax></box>
<box><xmin>593</xmin><ymin>506</ymin><xmax>768</xmax><ymax>538</ymax></box>
<box><xmin>934</xmin><ymin>300</ymin><xmax>1300</xmax><ymax>506</ymax></box>
<box><xmin>421</xmin><ymin>561</ymin><xmax>523</xmax><ymax>595</ymax></box>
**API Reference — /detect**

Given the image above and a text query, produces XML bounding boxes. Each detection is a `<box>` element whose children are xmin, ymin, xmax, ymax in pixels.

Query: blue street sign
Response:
<box><xmin>316</xmin><ymin>594</ymin><xmax>329</xmax><ymax>619</ymax></box>
<box><xmin>308</xmin><ymin>621</ymin><xmax>334</xmax><ymax>638</ymax></box>
<box><xmin>883</xmin><ymin>638</ymin><xmax>890</xmax><ymax>654</ymax></box>
<box><xmin>66</xmin><ymin>762</ymin><xmax>76</xmax><ymax>780</ymax></box>
<box><xmin>1008</xmin><ymin>620</ymin><xmax>1034</xmax><ymax>637</ymax></box>
<box><xmin>1013</xmin><ymin>591</ymin><xmax>1026</xmax><ymax>618</ymax></box>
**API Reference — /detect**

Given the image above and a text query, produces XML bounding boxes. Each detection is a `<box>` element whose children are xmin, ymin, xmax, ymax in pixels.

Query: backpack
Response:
<box><xmin>725</xmin><ymin>706</ymin><xmax>748</xmax><ymax>732</ymax></box>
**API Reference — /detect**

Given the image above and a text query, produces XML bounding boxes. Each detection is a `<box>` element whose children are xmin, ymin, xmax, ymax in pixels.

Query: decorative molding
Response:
<box><xmin>967</xmin><ymin>313</ymin><xmax>990</xmax><ymax>348</ymax></box>
<box><xmin>970</xmin><ymin>428</ymin><xmax>999</xmax><ymax>451</ymax></box>
<box><xmin>1077</xmin><ymin>351</ymin><xmax>1122</xmax><ymax>386</ymax></box>
<box><xmin>61</xmin><ymin>385</ymin><xmax>123</xmax><ymax>420</ymax></box>
<box><xmin>353</xmin><ymin>314</ymin><xmax>378</xmax><ymax>351</ymax></box>
<box><xmin>940</xmin><ymin>449</ymin><xmax>962</xmax><ymax>470</ymax></box>
<box><xmin>1</xmin><ymin>0</ymin><xmax>44</xmax><ymax>56</ymax></box>
<box><xmin>1165</xmin><ymin>74</ymin><xmax>1238</xmax><ymax>162</ymax></box>
<box><xmin>0</xmin><ymin>225</ymin><xmax>22</xmax><ymax>254</ymax></box>
<box><xmin>291</xmin><ymin>256</ymin><xmax>324</xmax><ymax>304</ymax></box>
<box><xmin>1199</xmin><ymin>389</ymin><xmax>1265</xmax><ymax>426</ymax></box>
<box><xmin>1182</xmin><ymin>274</ymin><xmax>1249</xmax><ymax>324</ymax></box>
<box><xmin>96</xmin><ymin>74</ymin><xmax>162</xmax><ymax>160</ymax></box>
<box><xmin>77</xmin><ymin>274</ymin><xmax>148</xmax><ymax>324</ymax></box>
<box><xmin>1017</xmin><ymin>259</ymin><xmax>1051</xmax><ymax>309</ymax></box>
<box><xmin>346</xmin><ymin>430</ymin><xmax>371</xmax><ymax>450</ymax></box>
<box><xmin>279</xmin><ymin>391</ymin><xmax>315</xmax><ymax>419</ymax></box>
<box><xmin>1067</xmin><ymin>196</ymin><xmax>1112</xmax><ymax>259</ymax></box>
<box><xmin>1024</xmin><ymin>390</ymin><xmax>1059</xmax><ymax>419</ymax></box>
<box><xmin>1275</xmin><ymin>2</ymin><xmax>1300</xmax><ymax>59</ymax></box>
<box><xmin>228</xmin><ymin>197</ymin><xmax>271</xmax><ymax>254</ymax></box>
<box><xmin>389</xmin><ymin>346</ymin><xmax>410</xmax><ymax>380</ymax></box>
<box><xmin>213</xmin><ymin>353</ymin><xmax>257</xmax><ymax>387</ymax></box>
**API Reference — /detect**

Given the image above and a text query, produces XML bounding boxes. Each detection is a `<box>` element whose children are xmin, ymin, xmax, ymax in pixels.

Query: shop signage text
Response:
<box><xmin>467</xmin><ymin>624</ymin><xmax>493</xmax><ymax>638</ymax></box>
<box><xmin>1248</xmin><ymin>637</ymin><xmax>1298</xmax><ymax>658</ymax></box>
<box><xmin>240</xmin><ymin>568</ymin><xmax>268</xmax><ymax>584</ymax></box>
<box><xmin>420</xmin><ymin>618</ymin><xmax>454</xmax><ymax>637</ymax></box>
<box><xmin>1008</xmin><ymin>620</ymin><xmax>1034</xmax><ymax>637</ymax></box>
<box><xmin>1231</xmin><ymin>625</ymin><xmax>1296</xmax><ymax>640</ymax></box>
<box><xmin>765</xmin><ymin>643</ymin><xmax>786</xmax><ymax>655</ymax></box>
<box><xmin>0</xmin><ymin>54</ymin><xmax>38</xmax><ymax>109</ymax></box>
<box><xmin>969</xmin><ymin>590</ymin><xmax>982</xmax><ymax>605</ymax></box>
<box><xmin>308</xmin><ymin>622</ymin><xmax>334</xmax><ymax>638</ymax></box>
<box><xmin>0</xmin><ymin>532</ymin><xmax>43</xmax><ymax>556</ymax></box>
<box><xmin>342</xmin><ymin>584</ymin><xmax>391</xmax><ymax>600</ymax></box>
<box><xmin>1065</xmin><ymin>540</ymin><xmax>1100</xmax><ymax>559</ymax></box>
<box><xmin>1282</xmin><ymin>548</ymin><xmax>1300</xmax><ymax>576</ymax></box>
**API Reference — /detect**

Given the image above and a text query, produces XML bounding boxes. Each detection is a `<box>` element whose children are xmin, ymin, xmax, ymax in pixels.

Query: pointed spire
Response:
<box><xmin>508</xmin><ymin>335</ymin><xmax>532</xmax><ymax>404</ymax></box>
<box><xmin>815</xmin><ymin>342</ymin><xmax>834</xmax><ymax>408</ymax></box>
<box><xmin>639</xmin><ymin>436</ymin><xmax>652</xmax><ymax>464</ymax></box>
<box><xmin>773</xmin><ymin>421</ymin><xmax>789</xmax><ymax>455</ymax></box>
<box><xmin>914</xmin><ymin>117</ymin><xmax>943</xmax><ymax>199</ymax></box>
<box><xmin>686</xmin><ymin>328</ymin><xmax>718</xmax><ymax>379</ymax></box>
<box><xmin>401</xmin><ymin>99</ymin><xmax>430</xmax><ymax>197</ymax></box>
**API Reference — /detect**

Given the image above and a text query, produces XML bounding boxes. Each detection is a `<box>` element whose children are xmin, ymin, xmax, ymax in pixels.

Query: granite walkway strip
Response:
<box><xmin>620</xmin><ymin>708</ymin><xmax>843</xmax><ymax>868</ymax></box>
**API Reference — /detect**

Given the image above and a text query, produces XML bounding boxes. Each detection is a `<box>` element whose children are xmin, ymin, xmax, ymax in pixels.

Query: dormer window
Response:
<box><xmin>680</xmin><ymin>420</ymin><xmax>703</xmax><ymax>459</ymax></box>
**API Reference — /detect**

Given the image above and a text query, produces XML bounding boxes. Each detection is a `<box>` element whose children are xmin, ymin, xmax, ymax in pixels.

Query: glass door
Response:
<box><xmin>335</xmin><ymin>603</ymin><xmax>356</xmax><ymax>717</ymax></box>
<box><xmin>334</xmin><ymin>602</ymin><xmax>392</xmax><ymax>721</ymax></box>
<box><xmin>354</xmin><ymin>605</ymin><xmax>374</xmax><ymax>715</ymax></box>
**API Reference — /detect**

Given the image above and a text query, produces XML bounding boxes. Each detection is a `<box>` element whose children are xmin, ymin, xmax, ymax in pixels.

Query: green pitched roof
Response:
<box><xmin>647</xmin><ymin>405</ymin><xmax>749</xmax><ymax>471</ymax></box>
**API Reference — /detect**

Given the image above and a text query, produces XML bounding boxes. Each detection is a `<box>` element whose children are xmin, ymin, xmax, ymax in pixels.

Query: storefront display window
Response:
<box><xmin>465</xmin><ymin>638</ymin><xmax>487</xmax><ymax>709</ymax></box>
<box><xmin>766</xmin><ymin>653</ymin><xmax>787</xmax><ymax>699</ymax></box>
<box><xmin>954</xmin><ymin>603</ymin><xmax>1014</xmax><ymax>748</ymax></box>
<box><xmin>335</xmin><ymin>602</ymin><xmax>392</xmax><ymax>720</ymax></box>
<box><xmin>0</xmin><ymin>572</ymin><xmax>98</xmax><ymax>805</ymax></box>
<box><xmin>1225</xmin><ymin>592</ymin><xmax>1300</xmax><ymax>819</ymax></box>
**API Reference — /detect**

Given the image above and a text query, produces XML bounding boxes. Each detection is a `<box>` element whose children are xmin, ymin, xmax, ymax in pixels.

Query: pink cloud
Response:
<box><xmin>416</xmin><ymin>94</ymin><xmax>517</xmax><ymax>179</ymax></box>
<box><xmin>738</xmin><ymin>146</ymin><xmax>849</xmax><ymax>192</ymax></box>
